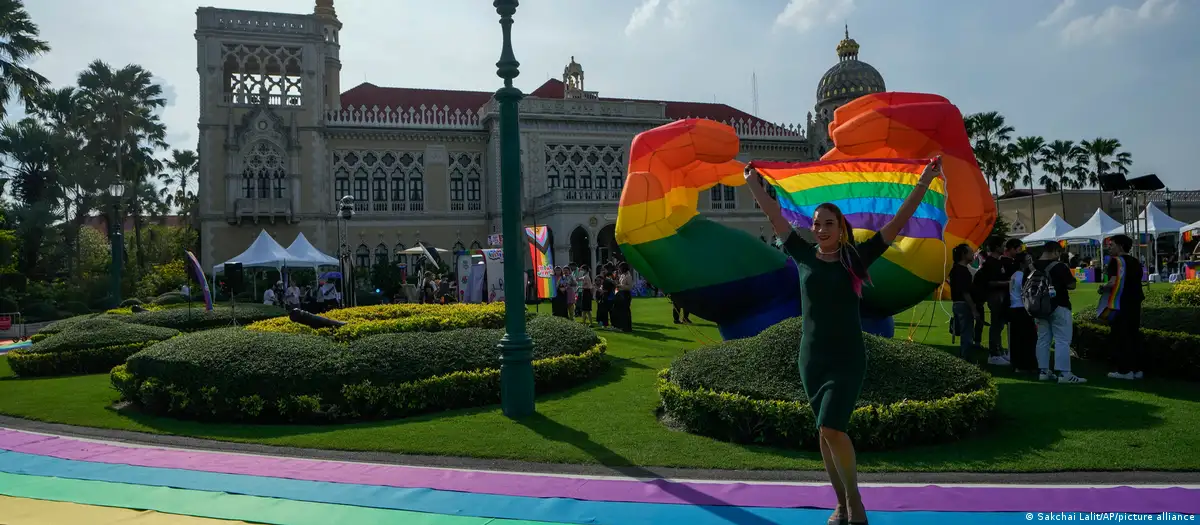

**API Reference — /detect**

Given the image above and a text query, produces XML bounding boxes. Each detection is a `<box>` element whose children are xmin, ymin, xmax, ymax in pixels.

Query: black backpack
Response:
<box><xmin>1022</xmin><ymin>261</ymin><xmax>1060</xmax><ymax>319</ymax></box>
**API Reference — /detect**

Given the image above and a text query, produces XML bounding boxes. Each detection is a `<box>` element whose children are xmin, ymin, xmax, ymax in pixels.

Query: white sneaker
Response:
<box><xmin>1107</xmin><ymin>371</ymin><xmax>1136</xmax><ymax>380</ymax></box>
<box><xmin>1058</xmin><ymin>372</ymin><xmax>1087</xmax><ymax>384</ymax></box>
<box><xmin>1039</xmin><ymin>371</ymin><xmax>1057</xmax><ymax>381</ymax></box>
<box><xmin>1133</xmin><ymin>371</ymin><xmax>1144</xmax><ymax>379</ymax></box>
<box><xmin>987</xmin><ymin>355</ymin><xmax>1011</xmax><ymax>366</ymax></box>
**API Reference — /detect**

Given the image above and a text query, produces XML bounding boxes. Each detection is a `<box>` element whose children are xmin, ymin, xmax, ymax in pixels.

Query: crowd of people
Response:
<box><xmin>261</xmin><ymin>279</ymin><xmax>342</xmax><ymax>312</ymax></box>
<box><xmin>948</xmin><ymin>234</ymin><xmax>1147</xmax><ymax>384</ymax></box>
<box><xmin>549</xmin><ymin>262</ymin><xmax>635</xmax><ymax>332</ymax></box>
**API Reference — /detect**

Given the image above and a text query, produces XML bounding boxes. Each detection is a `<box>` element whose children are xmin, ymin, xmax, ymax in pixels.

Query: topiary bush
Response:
<box><xmin>152</xmin><ymin>292</ymin><xmax>189</xmax><ymax>306</ymax></box>
<box><xmin>1073</xmin><ymin>304</ymin><xmax>1200</xmax><ymax>381</ymax></box>
<box><xmin>113</xmin><ymin>304</ymin><xmax>284</xmax><ymax>332</ymax></box>
<box><xmin>37</xmin><ymin>313</ymin><xmax>101</xmax><ymax>336</ymax></box>
<box><xmin>8</xmin><ymin>317</ymin><xmax>179</xmax><ymax>377</ymax></box>
<box><xmin>660</xmin><ymin>317</ymin><xmax>997</xmax><ymax>451</ymax></box>
<box><xmin>246</xmin><ymin>303</ymin><xmax>520</xmax><ymax>341</ymax></box>
<box><xmin>1169</xmin><ymin>279</ymin><xmax>1200</xmax><ymax>307</ymax></box>
<box><xmin>119</xmin><ymin>298</ymin><xmax>143</xmax><ymax>307</ymax></box>
<box><xmin>112</xmin><ymin>316</ymin><xmax>607</xmax><ymax>423</ymax></box>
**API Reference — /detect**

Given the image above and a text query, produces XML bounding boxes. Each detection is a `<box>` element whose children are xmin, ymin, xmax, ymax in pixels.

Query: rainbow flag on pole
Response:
<box><xmin>525</xmin><ymin>226</ymin><xmax>555</xmax><ymax>299</ymax></box>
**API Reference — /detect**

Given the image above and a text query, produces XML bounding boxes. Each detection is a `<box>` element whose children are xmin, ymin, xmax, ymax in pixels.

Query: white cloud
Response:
<box><xmin>624</xmin><ymin>0</ymin><xmax>662</xmax><ymax>36</ymax></box>
<box><xmin>1050</xmin><ymin>0</ymin><xmax>1179</xmax><ymax>45</ymax></box>
<box><xmin>774</xmin><ymin>0</ymin><xmax>855</xmax><ymax>33</ymax></box>
<box><xmin>1037</xmin><ymin>0</ymin><xmax>1076</xmax><ymax>27</ymax></box>
<box><xmin>624</xmin><ymin>0</ymin><xmax>694</xmax><ymax>35</ymax></box>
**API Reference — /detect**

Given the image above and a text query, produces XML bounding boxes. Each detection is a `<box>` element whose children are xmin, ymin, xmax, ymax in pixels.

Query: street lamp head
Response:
<box><xmin>339</xmin><ymin>195</ymin><xmax>354</xmax><ymax>220</ymax></box>
<box><xmin>1164</xmin><ymin>188</ymin><xmax>1172</xmax><ymax>202</ymax></box>
<box><xmin>109</xmin><ymin>183</ymin><xmax>125</xmax><ymax>198</ymax></box>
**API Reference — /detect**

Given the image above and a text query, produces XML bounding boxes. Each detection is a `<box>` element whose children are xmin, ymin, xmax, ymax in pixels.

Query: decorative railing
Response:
<box><xmin>326</xmin><ymin>105</ymin><xmax>485</xmax><ymax>129</ymax></box>
<box><xmin>225</xmin><ymin>93</ymin><xmax>302</xmax><ymax>107</ymax></box>
<box><xmin>198</xmin><ymin>9</ymin><xmax>318</xmax><ymax>35</ymax></box>
<box><xmin>532</xmin><ymin>189</ymin><xmax>622</xmax><ymax>209</ymax></box>
<box><xmin>678</xmin><ymin>116</ymin><xmax>805</xmax><ymax>141</ymax></box>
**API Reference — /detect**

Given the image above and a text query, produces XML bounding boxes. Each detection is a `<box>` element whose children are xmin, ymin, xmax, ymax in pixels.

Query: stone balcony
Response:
<box><xmin>231</xmin><ymin>197</ymin><xmax>293</xmax><ymax>223</ymax></box>
<box><xmin>531</xmin><ymin>189</ymin><xmax>621</xmax><ymax>213</ymax></box>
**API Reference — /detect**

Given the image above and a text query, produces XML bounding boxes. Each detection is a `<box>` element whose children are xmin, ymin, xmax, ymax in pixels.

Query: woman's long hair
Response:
<box><xmin>815</xmin><ymin>202</ymin><xmax>872</xmax><ymax>296</ymax></box>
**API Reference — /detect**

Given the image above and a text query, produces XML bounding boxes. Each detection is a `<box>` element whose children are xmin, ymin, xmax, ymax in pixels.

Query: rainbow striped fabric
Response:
<box><xmin>1097</xmin><ymin>256</ymin><xmax>1125</xmax><ymax>322</ymax></box>
<box><xmin>526</xmin><ymin>226</ymin><xmax>555</xmax><ymax>299</ymax></box>
<box><xmin>751</xmin><ymin>158</ymin><xmax>949</xmax><ymax>316</ymax></box>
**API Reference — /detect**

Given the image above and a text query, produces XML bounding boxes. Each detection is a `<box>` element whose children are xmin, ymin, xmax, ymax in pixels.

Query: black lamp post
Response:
<box><xmin>109</xmin><ymin>183</ymin><xmax>126</xmax><ymax>308</ymax></box>
<box><xmin>337</xmin><ymin>195</ymin><xmax>354</xmax><ymax>307</ymax></box>
<box><xmin>493</xmin><ymin>0</ymin><xmax>535</xmax><ymax>418</ymax></box>
<box><xmin>1165</xmin><ymin>188</ymin><xmax>1172</xmax><ymax>216</ymax></box>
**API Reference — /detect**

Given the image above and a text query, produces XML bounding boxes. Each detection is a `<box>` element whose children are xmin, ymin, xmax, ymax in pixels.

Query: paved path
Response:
<box><xmin>0</xmin><ymin>415</ymin><xmax>1197</xmax><ymax>524</ymax></box>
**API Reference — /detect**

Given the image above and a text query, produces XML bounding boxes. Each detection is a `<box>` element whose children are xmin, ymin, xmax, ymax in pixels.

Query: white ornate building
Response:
<box><xmin>195</xmin><ymin>1</ymin><xmax>887</xmax><ymax>273</ymax></box>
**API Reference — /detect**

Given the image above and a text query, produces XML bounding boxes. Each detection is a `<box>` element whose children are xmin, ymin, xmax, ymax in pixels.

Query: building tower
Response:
<box><xmin>193</xmin><ymin>0</ymin><xmax>344</xmax><ymax>269</ymax></box>
<box><xmin>806</xmin><ymin>25</ymin><xmax>886</xmax><ymax>156</ymax></box>
<box><xmin>562</xmin><ymin>57</ymin><xmax>597</xmax><ymax>100</ymax></box>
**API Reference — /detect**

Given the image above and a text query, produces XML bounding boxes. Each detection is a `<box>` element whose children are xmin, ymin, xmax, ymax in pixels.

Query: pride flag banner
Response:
<box><xmin>1097</xmin><ymin>256</ymin><xmax>1125</xmax><ymax>322</ymax></box>
<box><xmin>750</xmin><ymin>158</ymin><xmax>948</xmax><ymax>316</ymax></box>
<box><xmin>184</xmin><ymin>251</ymin><xmax>213</xmax><ymax>311</ymax></box>
<box><xmin>525</xmin><ymin>226</ymin><xmax>555</xmax><ymax>299</ymax></box>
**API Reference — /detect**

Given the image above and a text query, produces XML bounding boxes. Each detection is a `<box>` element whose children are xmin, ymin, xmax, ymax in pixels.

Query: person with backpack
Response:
<box><xmin>949</xmin><ymin>243</ymin><xmax>981</xmax><ymax>360</ymax></box>
<box><xmin>1026</xmin><ymin>242</ymin><xmax>1087</xmax><ymax>383</ymax></box>
<box><xmin>1007</xmin><ymin>252</ymin><xmax>1038</xmax><ymax>373</ymax></box>
<box><xmin>1101</xmin><ymin>234</ymin><xmax>1145</xmax><ymax>380</ymax></box>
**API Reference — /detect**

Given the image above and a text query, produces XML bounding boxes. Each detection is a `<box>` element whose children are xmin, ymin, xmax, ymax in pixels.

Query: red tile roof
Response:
<box><xmin>339</xmin><ymin>79</ymin><xmax>785</xmax><ymax>131</ymax></box>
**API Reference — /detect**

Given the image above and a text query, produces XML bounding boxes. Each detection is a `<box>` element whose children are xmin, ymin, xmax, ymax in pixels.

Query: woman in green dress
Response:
<box><xmin>745</xmin><ymin>157</ymin><xmax>942</xmax><ymax>525</ymax></box>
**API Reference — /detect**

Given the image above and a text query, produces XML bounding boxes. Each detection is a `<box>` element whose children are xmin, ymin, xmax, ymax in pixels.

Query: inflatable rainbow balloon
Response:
<box><xmin>615</xmin><ymin>92</ymin><xmax>994</xmax><ymax>339</ymax></box>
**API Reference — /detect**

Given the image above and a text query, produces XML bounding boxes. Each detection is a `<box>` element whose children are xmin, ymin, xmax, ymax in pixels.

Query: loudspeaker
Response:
<box><xmin>226</xmin><ymin>263</ymin><xmax>244</xmax><ymax>293</ymax></box>
<box><xmin>1098</xmin><ymin>173</ymin><xmax>1129</xmax><ymax>192</ymax></box>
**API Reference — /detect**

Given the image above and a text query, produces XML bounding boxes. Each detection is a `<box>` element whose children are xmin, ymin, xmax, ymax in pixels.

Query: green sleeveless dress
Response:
<box><xmin>783</xmin><ymin>231</ymin><xmax>890</xmax><ymax>432</ymax></box>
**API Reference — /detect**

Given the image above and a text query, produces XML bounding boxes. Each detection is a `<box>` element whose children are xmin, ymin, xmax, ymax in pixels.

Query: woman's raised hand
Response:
<box><xmin>744</xmin><ymin>164</ymin><xmax>760</xmax><ymax>181</ymax></box>
<box><xmin>919</xmin><ymin>156</ymin><xmax>943</xmax><ymax>186</ymax></box>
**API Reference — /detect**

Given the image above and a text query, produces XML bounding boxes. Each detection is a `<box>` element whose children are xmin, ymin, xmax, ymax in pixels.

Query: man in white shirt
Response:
<box><xmin>262</xmin><ymin>287</ymin><xmax>277</xmax><ymax>305</ymax></box>
<box><xmin>285</xmin><ymin>282</ymin><xmax>301</xmax><ymax>309</ymax></box>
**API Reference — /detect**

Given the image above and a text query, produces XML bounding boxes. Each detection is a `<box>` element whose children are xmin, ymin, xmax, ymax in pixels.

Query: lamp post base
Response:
<box><xmin>498</xmin><ymin>333</ymin><xmax>535</xmax><ymax>418</ymax></box>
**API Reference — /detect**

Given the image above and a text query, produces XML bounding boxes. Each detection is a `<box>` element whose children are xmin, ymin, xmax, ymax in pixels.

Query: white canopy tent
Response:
<box><xmin>1106</xmin><ymin>202</ymin><xmax>1187</xmax><ymax>237</ymax></box>
<box><xmin>1182</xmin><ymin>219</ymin><xmax>1200</xmax><ymax>235</ymax></box>
<box><xmin>1021</xmin><ymin>214</ymin><xmax>1075</xmax><ymax>243</ymax></box>
<box><xmin>212</xmin><ymin>230</ymin><xmax>294</xmax><ymax>273</ymax></box>
<box><xmin>284</xmin><ymin>232</ymin><xmax>339</xmax><ymax>269</ymax></box>
<box><xmin>1056</xmin><ymin>209</ymin><xmax>1124</xmax><ymax>242</ymax></box>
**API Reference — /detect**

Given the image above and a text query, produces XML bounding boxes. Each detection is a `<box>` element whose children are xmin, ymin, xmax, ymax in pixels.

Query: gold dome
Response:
<box><xmin>836</xmin><ymin>24</ymin><xmax>859</xmax><ymax>60</ymax></box>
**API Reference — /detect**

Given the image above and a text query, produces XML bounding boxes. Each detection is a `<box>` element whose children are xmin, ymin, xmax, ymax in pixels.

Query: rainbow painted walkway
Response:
<box><xmin>0</xmin><ymin>427</ymin><xmax>1196</xmax><ymax>524</ymax></box>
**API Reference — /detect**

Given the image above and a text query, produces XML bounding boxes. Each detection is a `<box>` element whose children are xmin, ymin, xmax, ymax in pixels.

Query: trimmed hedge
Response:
<box><xmin>246</xmin><ymin>303</ymin><xmax>516</xmax><ymax>341</ymax></box>
<box><xmin>9</xmin><ymin>318</ymin><xmax>179</xmax><ymax>377</ymax></box>
<box><xmin>660</xmin><ymin>317</ymin><xmax>998</xmax><ymax>451</ymax></box>
<box><xmin>112</xmin><ymin>316</ymin><xmax>607</xmax><ymax>422</ymax></box>
<box><xmin>1073</xmin><ymin>305</ymin><xmax>1200</xmax><ymax>381</ymax></box>
<box><xmin>113</xmin><ymin>304</ymin><xmax>285</xmax><ymax>332</ymax></box>
<box><xmin>37</xmin><ymin>313</ymin><xmax>101</xmax><ymax>336</ymax></box>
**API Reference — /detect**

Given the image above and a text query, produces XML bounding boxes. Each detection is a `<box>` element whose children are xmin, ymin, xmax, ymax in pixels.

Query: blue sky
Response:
<box><xmin>18</xmin><ymin>0</ymin><xmax>1199</xmax><ymax>190</ymax></box>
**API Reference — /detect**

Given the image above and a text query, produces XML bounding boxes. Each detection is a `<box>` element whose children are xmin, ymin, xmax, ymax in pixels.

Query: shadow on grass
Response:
<box><xmin>108</xmin><ymin>352</ymin><xmax>645</xmax><ymax>441</ymax></box>
<box><xmin>518</xmin><ymin>412</ymin><xmax>787</xmax><ymax>525</ymax></box>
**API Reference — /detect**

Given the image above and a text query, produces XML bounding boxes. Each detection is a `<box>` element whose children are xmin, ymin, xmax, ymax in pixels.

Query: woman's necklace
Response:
<box><xmin>817</xmin><ymin>246</ymin><xmax>841</xmax><ymax>256</ymax></box>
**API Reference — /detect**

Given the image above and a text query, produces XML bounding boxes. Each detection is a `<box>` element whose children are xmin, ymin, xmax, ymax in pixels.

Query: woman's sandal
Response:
<box><xmin>827</xmin><ymin>514</ymin><xmax>848</xmax><ymax>525</ymax></box>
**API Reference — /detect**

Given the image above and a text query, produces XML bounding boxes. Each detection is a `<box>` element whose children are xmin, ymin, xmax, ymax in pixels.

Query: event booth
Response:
<box><xmin>1021</xmin><ymin>214</ymin><xmax>1075</xmax><ymax>244</ymax></box>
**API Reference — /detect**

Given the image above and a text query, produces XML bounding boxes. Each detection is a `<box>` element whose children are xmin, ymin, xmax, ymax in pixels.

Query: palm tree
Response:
<box><xmin>1009</xmin><ymin>136</ymin><xmax>1047</xmax><ymax>228</ymax></box>
<box><xmin>964</xmin><ymin>112</ymin><xmax>1015</xmax><ymax>206</ymax></box>
<box><xmin>161</xmin><ymin>149</ymin><xmax>199</xmax><ymax>250</ymax></box>
<box><xmin>0</xmin><ymin>0</ymin><xmax>51</xmax><ymax>121</ymax></box>
<box><xmin>0</xmin><ymin>118</ymin><xmax>67</xmax><ymax>275</ymax></box>
<box><xmin>76</xmin><ymin>60</ymin><xmax>168</xmax><ymax>272</ymax></box>
<box><xmin>29</xmin><ymin>86</ymin><xmax>96</xmax><ymax>275</ymax></box>
<box><xmin>1043</xmin><ymin>140</ymin><xmax>1086</xmax><ymax>217</ymax></box>
<box><xmin>1080</xmin><ymin>137</ymin><xmax>1124</xmax><ymax>208</ymax></box>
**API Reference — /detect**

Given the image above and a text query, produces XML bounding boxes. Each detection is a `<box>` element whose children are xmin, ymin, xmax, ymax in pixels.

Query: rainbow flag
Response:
<box><xmin>1097</xmin><ymin>256</ymin><xmax>1125</xmax><ymax>322</ymax></box>
<box><xmin>750</xmin><ymin>158</ymin><xmax>948</xmax><ymax>316</ymax></box>
<box><xmin>525</xmin><ymin>226</ymin><xmax>555</xmax><ymax>299</ymax></box>
<box><xmin>185</xmin><ymin>250</ymin><xmax>213</xmax><ymax>311</ymax></box>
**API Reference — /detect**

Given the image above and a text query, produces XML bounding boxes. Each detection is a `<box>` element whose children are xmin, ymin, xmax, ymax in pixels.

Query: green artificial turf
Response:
<box><xmin>1</xmin><ymin>283</ymin><xmax>1198</xmax><ymax>473</ymax></box>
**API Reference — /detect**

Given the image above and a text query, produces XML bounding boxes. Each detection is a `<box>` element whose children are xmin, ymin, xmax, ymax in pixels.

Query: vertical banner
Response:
<box><xmin>468</xmin><ymin>261</ymin><xmax>486</xmax><ymax>302</ymax></box>
<box><xmin>483</xmin><ymin>248</ymin><xmax>505</xmax><ymax>302</ymax></box>
<box><xmin>456</xmin><ymin>253</ymin><xmax>472</xmax><ymax>303</ymax></box>
<box><xmin>525</xmin><ymin>225</ymin><xmax>555</xmax><ymax>298</ymax></box>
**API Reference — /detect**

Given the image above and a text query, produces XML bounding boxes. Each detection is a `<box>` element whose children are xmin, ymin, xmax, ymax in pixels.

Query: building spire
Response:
<box><xmin>836</xmin><ymin>23</ymin><xmax>860</xmax><ymax>61</ymax></box>
<box><xmin>315</xmin><ymin>0</ymin><xmax>336</xmax><ymax>19</ymax></box>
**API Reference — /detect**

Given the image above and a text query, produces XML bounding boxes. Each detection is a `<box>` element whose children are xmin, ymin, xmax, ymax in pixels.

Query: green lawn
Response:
<box><xmin>1</xmin><ymin>284</ymin><xmax>1198</xmax><ymax>473</ymax></box>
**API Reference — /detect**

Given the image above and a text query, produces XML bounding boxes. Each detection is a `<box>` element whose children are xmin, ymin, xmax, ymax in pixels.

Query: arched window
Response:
<box><xmin>453</xmin><ymin>241</ymin><xmax>466</xmax><ymax>252</ymax></box>
<box><xmin>355</xmin><ymin>244</ymin><xmax>370</xmax><ymax>268</ymax></box>
<box><xmin>242</xmin><ymin>142</ymin><xmax>287</xmax><ymax>199</ymax></box>
<box><xmin>375</xmin><ymin>243</ymin><xmax>389</xmax><ymax>266</ymax></box>
<box><xmin>469</xmin><ymin>240</ymin><xmax>482</xmax><ymax>250</ymax></box>
<box><xmin>394</xmin><ymin>243</ymin><xmax>408</xmax><ymax>269</ymax></box>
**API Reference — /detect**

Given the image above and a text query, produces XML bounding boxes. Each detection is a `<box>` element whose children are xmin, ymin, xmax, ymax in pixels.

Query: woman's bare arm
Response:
<box><xmin>745</xmin><ymin>166</ymin><xmax>792</xmax><ymax>237</ymax></box>
<box><xmin>879</xmin><ymin>157</ymin><xmax>942</xmax><ymax>244</ymax></box>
